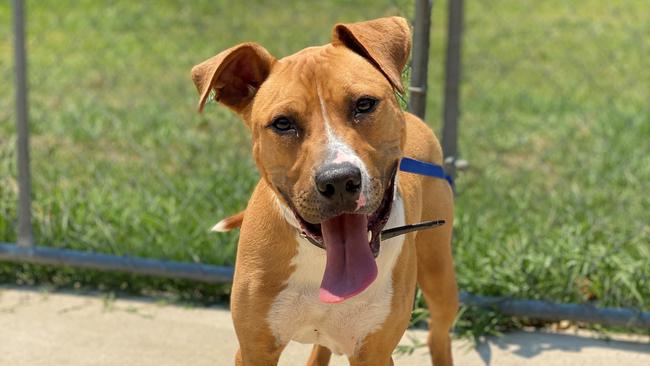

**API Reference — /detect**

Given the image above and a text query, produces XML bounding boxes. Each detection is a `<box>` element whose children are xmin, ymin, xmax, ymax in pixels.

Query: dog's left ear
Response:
<box><xmin>332</xmin><ymin>16</ymin><xmax>411</xmax><ymax>93</ymax></box>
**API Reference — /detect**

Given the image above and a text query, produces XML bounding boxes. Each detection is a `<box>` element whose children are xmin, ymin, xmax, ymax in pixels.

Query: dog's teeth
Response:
<box><xmin>368</xmin><ymin>230</ymin><xmax>372</xmax><ymax>242</ymax></box>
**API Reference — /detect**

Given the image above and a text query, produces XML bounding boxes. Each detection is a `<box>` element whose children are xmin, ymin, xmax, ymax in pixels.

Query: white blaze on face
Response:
<box><xmin>316</xmin><ymin>84</ymin><xmax>371</xmax><ymax>210</ymax></box>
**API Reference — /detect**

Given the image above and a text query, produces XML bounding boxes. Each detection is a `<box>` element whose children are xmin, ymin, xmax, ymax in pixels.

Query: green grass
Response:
<box><xmin>1</xmin><ymin>0</ymin><xmax>648</xmax><ymax>333</ymax></box>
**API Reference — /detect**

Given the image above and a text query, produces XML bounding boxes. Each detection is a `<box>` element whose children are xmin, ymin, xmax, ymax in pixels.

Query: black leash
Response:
<box><xmin>380</xmin><ymin>219</ymin><xmax>446</xmax><ymax>241</ymax></box>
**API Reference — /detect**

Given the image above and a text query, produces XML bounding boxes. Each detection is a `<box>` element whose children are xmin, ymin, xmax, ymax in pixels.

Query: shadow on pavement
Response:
<box><xmin>475</xmin><ymin>330</ymin><xmax>650</xmax><ymax>366</ymax></box>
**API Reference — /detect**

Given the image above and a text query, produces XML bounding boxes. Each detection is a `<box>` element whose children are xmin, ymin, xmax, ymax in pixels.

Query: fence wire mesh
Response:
<box><xmin>449</xmin><ymin>0</ymin><xmax>649</xmax><ymax>314</ymax></box>
<box><xmin>0</xmin><ymin>0</ymin><xmax>648</xmax><ymax>323</ymax></box>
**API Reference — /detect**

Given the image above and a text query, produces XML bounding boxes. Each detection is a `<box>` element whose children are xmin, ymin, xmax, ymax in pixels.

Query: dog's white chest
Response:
<box><xmin>266</xmin><ymin>196</ymin><xmax>405</xmax><ymax>356</ymax></box>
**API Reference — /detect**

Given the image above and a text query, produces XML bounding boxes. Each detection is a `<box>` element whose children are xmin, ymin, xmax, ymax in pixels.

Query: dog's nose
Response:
<box><xmin>315</xmin><ymin>163</ymin><xmax>362</xmax><ymax>200</ymax></box>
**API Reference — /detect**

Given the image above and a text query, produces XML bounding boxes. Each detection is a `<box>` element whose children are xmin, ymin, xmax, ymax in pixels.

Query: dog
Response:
<box><xmin>191</xmin><ymin>16</ymin><xmax>458</xmax><ymax>366</ymax></box>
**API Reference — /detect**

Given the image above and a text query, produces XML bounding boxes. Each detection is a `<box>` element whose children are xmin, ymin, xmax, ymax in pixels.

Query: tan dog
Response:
<box><xmin>191</xmin><ymin>17</ymin><xmax>458</xmax><ymax>366</ymax></box>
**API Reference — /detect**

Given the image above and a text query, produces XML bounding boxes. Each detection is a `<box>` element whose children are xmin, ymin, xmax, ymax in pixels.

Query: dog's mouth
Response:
<box><xmin>297</xmin><ymin>173</ymin><xmax>395</xmax><ymax>257</ymax></box>
<box><xmin>290</xmin><ymin>167</ymin><xmax>397</xmax><ymax>304</ymax></box>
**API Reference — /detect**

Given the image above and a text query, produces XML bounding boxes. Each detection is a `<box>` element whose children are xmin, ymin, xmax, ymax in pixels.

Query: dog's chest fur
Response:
<box><xmin>266</xmin><ymin>195</ymin><xmax>406</xmax><ymax>356</ymax></box>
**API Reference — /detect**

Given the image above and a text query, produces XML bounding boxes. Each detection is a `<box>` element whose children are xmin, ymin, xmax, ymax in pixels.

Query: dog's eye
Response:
<box><xmin>269</xmin><ymin>116</ymin><xmax>296</xmax><ymax>135</ymax></box>
<box><xmin>354</xmin><ymin>97</ymin><xmax>378</xmax><ymax>117</ymax></box>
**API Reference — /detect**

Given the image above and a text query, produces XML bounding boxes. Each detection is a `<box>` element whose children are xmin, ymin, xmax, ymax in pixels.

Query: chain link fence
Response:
<box><xmin>450</xmin><ymin>0</ymin><xmax>649</xmax><ymax>329</ymax></box>
<box><xmin>1</xmin><ymin>0</ymin><xmax>648</xmax><ymax>328</ymax></box>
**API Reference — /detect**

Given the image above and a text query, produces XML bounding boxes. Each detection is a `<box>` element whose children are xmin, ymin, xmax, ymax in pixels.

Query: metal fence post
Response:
<box><xmin>12</xmin><ymin>0</ymin><xmax>34</xmax><ymax>248</ymax></box>
<box><xmin>441</xmin><ymin>0</ymin><xmax>464</xmax><ymax>179</ymax></box>
<box><xmin>409</xmin><ymin>0</ymin><xmax>433</xmax><ymax>120</ymax></box>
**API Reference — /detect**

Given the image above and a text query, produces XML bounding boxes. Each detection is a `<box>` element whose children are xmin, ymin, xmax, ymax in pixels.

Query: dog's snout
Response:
<box><xmin>315</xmin><ymin>163</ymin><xmax>362</xmax><ymax>200</ymax></box>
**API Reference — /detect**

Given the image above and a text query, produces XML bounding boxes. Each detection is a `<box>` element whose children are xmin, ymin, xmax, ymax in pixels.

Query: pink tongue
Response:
<box><xmin>319</xmin><ymin>214</ymin><xmax>378</xmax><ymax>303</ymax></box>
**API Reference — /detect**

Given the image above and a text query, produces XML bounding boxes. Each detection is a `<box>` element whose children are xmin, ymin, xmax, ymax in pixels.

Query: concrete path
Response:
<box><xmin>0</xmin><ymin>287</ymin><xmax>648</xmax><ymax>365</ymax></box>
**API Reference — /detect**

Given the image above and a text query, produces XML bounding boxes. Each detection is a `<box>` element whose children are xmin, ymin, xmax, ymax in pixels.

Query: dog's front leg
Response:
<box><xmin>231</xmin><ymin>285</ymin><xmax>286</xmax><ymax>366</ymax></box>
<box><xmin>232</xmin><ymin>308</ymin><xmax>285</xmax><ymax>366</ymax></box>
<box><xmin>348</xmin><ymin>349</ymin><xmax>395</xmax><ymax>366</ymax></box>
<box><xmin>234</xmin><ymin>346</ymin><xmax>283</xmax><ymax>366</ymax></box>
<box><xmin>346</xmin><ymin>324</ymin><xmax>406</xmax><ymax>366</ymax></box>
<box><xmin>347</xmin><ymin>311</ymin><xmax>411</xmax><ymax>366</ymax></box>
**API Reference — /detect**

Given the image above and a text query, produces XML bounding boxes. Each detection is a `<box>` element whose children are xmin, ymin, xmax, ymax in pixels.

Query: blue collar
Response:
<box><xmin>399</xmin><ymin>157</ymin><xmax>454</xmax><ymax>188</ymax></box>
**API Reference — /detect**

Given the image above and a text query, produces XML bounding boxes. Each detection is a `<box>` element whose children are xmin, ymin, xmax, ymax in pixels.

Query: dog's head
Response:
<box><xmin>192</xmin><ymin>17</ymin><xmax>411</xmax><ymax>302</ymax></box>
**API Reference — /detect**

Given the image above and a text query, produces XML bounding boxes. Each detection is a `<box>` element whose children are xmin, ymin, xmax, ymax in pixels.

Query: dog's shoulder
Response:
<box><xmin>402</xmin><ymin>112</ymin><xmax>444</xmax><ymax>165</ymax></box>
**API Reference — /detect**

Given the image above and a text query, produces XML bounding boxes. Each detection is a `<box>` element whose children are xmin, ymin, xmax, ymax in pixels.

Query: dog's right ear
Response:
<box><xmin>191</xmin><ymin>43</ymin><xmax>275</xmax><ymax>116</ymax></box>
